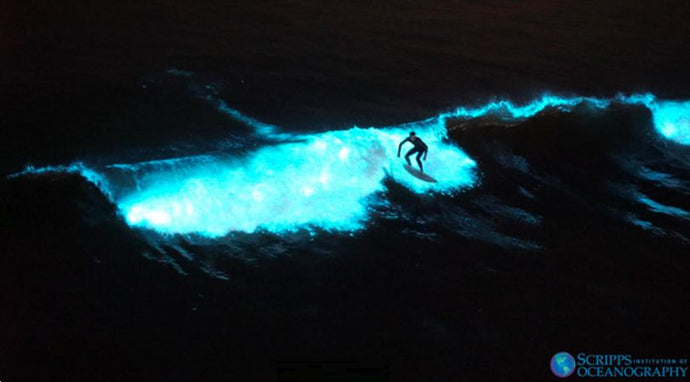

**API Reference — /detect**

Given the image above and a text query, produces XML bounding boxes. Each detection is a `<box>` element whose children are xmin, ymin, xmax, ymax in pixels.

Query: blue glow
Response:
<box><xmin>9</xmin><ymin>92</ymin><xmax>690</xmax><ymax>237</ymax></box>
<box><xmin>11</xmin><ymin>127</ymin><xmax>476</xmax><ymax>237</ymax></box>
<box><xmin>116</xmin><ymin>126</ymin><xmax>476</xmax><ymax>236</ymax></box>
<box><xmin>432</xmin><ymin>92</ymin><xmax>690</xmax><ymax>145</ymax></box>
<box><xmin>437</xmin><ymin>93</ymin><xmax>657</xmax><ymax>122</ymax></box>
<box><xmin>212</xmin><ymin>96</ymin><xmax>280</xmax><ymax>136</ymax></box>
<box><xmin>636</xmin><ymin>193</ymin><xmax>690</xmax><ymax>219</ymax></box>
<box><xmin>649</xmin><ymin>100</ymin><xmax>690</xmax><ymax>144</ymax></box>
<box><xmin>8</xmin><ymin>163</ymin><xmax>114</xmax><ymax>199</ymax></box>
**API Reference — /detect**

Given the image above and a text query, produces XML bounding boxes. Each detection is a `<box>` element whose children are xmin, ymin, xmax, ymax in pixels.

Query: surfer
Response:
<box><xmin>397</xmin><ymin>131</ymin><xmax>428</xmax><ymax>172</ymax></box>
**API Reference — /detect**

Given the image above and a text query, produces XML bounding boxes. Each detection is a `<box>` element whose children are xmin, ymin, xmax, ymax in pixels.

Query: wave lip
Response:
<box><xmin>439</xmin><ymin>93</ymin><xmax>690</xmax><ymax>146</ymax></box>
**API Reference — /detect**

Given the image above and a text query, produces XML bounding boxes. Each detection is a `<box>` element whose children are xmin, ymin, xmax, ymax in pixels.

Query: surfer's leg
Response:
<box><xmin>405</xmin><ymin>148</ymin><xmax>418</xmax><ymax>166</ymax></box>
<box><xmin>416</xmin><ymin>151</ymin><xmax>424</xmax><ymax>172</ymax></box>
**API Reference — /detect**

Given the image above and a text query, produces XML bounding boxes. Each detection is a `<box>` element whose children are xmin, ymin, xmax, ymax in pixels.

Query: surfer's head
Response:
<box><xmin>409</xmin><ymin>131</ymin><xmax>416</xmax><ymax>139</ymax></box>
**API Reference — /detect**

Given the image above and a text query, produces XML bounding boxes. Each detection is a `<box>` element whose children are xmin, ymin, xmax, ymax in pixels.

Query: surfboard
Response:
<box><xmin>403</xmin><ymin>164</ymin><xmax>437</xmax><ymax>183</ymax></box>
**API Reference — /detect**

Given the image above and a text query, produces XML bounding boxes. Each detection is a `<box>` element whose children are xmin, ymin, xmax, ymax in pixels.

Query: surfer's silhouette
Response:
<box><xmin>398</xmin><ymin>131</ymin><xmax>428</xmax><ymax>172</ymax></box>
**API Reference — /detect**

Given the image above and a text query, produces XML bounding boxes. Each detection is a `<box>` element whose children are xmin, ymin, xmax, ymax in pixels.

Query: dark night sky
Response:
<box><xmin>4</xmin><ymin>0</ymin><xmax>690</xmax><ymax>98</ymax></box>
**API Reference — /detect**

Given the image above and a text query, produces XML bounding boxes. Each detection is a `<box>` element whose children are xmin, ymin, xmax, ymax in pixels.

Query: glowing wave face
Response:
<box><xmin>650</xmin><ymin>100</ymin><xmax>690</xmax><ymax>144</ymax></box>
<box><xmin>112</xmin><ymin>126</ymin><xmax>476</xmax><ymax>236</ymax></box>
<box><xmin>10</xmin><ymin>91</ymin><xmax>690</xmax><ymax>238</ymax></box>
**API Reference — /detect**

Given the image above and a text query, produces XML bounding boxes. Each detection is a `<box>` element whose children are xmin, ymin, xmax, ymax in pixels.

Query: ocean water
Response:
<box><xmin>2</xmin><ymin>1</ymin><xmax>689</xmax><ymax>381</ymax></box>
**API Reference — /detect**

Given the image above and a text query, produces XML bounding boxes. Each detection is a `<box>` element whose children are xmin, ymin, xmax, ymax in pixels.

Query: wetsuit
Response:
<box><xmin>398</xmin><ymin>136</ymin><xmax>428</xmax><ymax>172</ymax></box>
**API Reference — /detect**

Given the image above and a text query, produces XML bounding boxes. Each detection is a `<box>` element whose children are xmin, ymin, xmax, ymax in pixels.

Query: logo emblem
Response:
<box><xmin>551</xmin><ymin>352</ymin><xmax>576</xmax><ymax>378</ymax></box>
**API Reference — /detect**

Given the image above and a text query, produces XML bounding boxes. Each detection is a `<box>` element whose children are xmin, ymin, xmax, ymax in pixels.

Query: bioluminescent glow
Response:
<box><xmin>10</xmin><ymin>126</ymin><xmax>477</xmax><ymax>237</ymax></box>
<box><xmin>428</xmin><ymin>93</ymin><xmax>689</xmax><ymax>145</ymax></box>
<box><xmin>636</xmin><ymin>193</ymin><xmax>690</xmax><ymax>219</ymax></box>
<box><xmin>649</xmin><ymin>100</ymin><xmax>690</xmax><ymax>144</ymax></box>
<box><xmin>435</xmin><ymin>93</ymin><xmax>657</xmax><ymax>125</ymax></box>
<box><xmin>116</xmin><ymin>125</ymin><xmax>476</xmax><ymax>236</ymax></box>
<box><xmin>8</xmin><ymin>163</ymin><xmax>114</xmax><ymax>199</ymax></box>
<box><xmin>9</xmin><ymin>92</ymin><xmax>690</xmax><ymax>237</ymax></box>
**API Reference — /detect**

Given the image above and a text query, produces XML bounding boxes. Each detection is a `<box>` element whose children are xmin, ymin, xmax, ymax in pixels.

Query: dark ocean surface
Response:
<box><xmin>2</xmin><ymin>1</ymin><xmax>689</xmax><ymax>381</ymax></box>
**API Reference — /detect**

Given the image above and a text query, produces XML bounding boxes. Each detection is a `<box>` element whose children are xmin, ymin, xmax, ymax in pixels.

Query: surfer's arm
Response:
<box><xmin>397</xmin><ymin>138</ymin><xmax>409</xmax><ymax>157</ymax></box>
<box><xmin>423</xmin><ymin>148</ymin><xmax>427</xmax><ymax>160</ymax></box>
